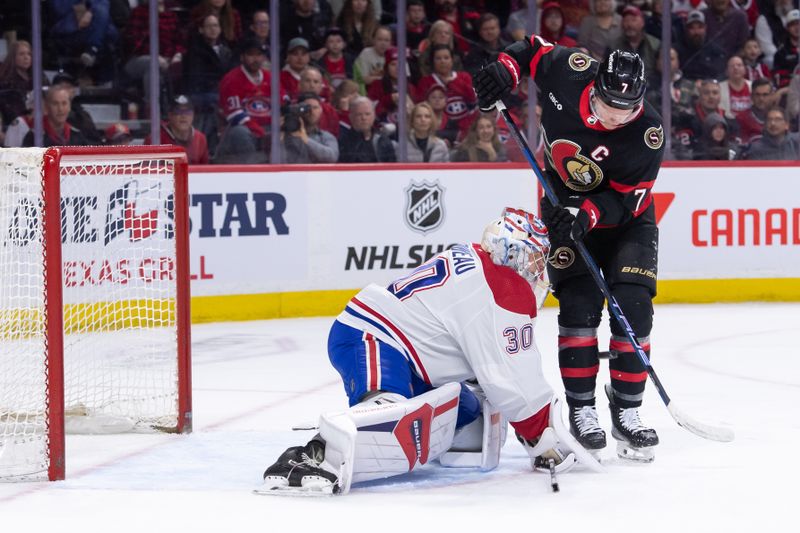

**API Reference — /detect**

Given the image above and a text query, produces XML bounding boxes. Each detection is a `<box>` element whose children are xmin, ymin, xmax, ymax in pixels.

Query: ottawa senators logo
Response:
<box><xmin>644</xmin><ymin>126</ymin><xmax>664</xmax><ymax>150</ymax></box>
<box><xmin>549</xmin><ymin>246</ymin><xmax>575</xmax><ymax>269</ymax></box>
<box><xmin>545</xmin><ymin>138</ymin><xmax>604</xmax><ymax>192</ymax></box>
<box><xmin>568</xmin><ymin>53</ymin><xmax>593</xmax><ymax>72</ymax></box>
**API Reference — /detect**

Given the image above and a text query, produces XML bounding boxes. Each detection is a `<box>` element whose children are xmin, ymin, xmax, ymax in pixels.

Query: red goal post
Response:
<box><xmin>0</xmin><ymin>146</ymin><xmax>191</xmax><ymax>482</ymax></box>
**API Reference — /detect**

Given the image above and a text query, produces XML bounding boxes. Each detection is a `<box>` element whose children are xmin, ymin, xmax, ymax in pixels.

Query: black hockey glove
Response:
<box><xmin>539</xmin><ymin>196</ymin><xmax>574</xmax><ymax>243</ymax></box>
<box><xmin>474</xmin><ymin>54</ymin><xmax>520</xmax><ymax>112</ymax></box>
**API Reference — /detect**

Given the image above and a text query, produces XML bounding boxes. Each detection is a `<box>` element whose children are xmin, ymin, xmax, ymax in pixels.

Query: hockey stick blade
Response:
<box><xmin>667</xmin><ymin>402</ymin><xmax>735</xmax><ymax>442</ymax></box>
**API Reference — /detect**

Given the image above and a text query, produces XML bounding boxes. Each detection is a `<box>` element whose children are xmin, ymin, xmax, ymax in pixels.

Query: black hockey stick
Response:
<box><xmin>497</xmin><ymin>101</ymin><xmax>734</xmax><ymax>443</ymax></box>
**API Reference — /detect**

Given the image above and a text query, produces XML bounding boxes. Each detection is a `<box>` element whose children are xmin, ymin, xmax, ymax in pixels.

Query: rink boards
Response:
<box><xmin>180</xmin><ymin>162</ymin><xmax>800</xmax><ymax>321</ymax></box>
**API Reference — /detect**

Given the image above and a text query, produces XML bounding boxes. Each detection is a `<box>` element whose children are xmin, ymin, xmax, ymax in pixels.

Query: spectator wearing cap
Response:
<box><xmin>746</xmin><ymin>106</ymin><xmax>800</xmax><ymax>159</ymax></box>
<box><xmin>147</xmin><ymin>96</ymin><xmax>209</xmax><ymax>165</ymax></box>
<box><xmin>354</xmin><ymin>26</ymin><xmax>394</xmax><ymax>94</ymax></box>
<box><xmin>23</xmin><ymin>85</ymin><xmax>88</xmax><ymax>148</ymax></box>
<box><xmin>316</xmin><ymin>28</ymin><xmax>355</xmax><ymax>89</ymax></box>
<box><xmin>123</xmin><ymin>0</ymin><xmax>185</xmax><ymax>106</ymax></box>
<box><xmin>104</xmin><ymin>123</ymin><xmax>133</xmax><ymax>145</ymax></box>
<box><xmin>297</xmin><ymin>66</ymin><xmax>339</xmax><ymax>136</ymax></box>
<box><xmin>244</xmin><ymin>10</ymin><xmax>271</xmax><ymax>69</ymax></box>
<box><xmin>216</xmin><ymin>37</ymin><xmax>285</xmax><ymax>164</ymax></box>
<box><xmin>773</xmin><ymin>9</ymin><xmax>800</xmax><ymax>88</ymax></box>
<box><xmin>367</xmin><ymin>47</ymin><xmax>418</xmax><ymax>128</ymax></box>
<box><xmin>52</xmin><ymin>72</ymin><xmax>102</xmax><ymax>144</ymax></box>
<box><xmin>281</xmin><ymin>92</ymin><xmax>339</xmax><ymax>164</ymax></box>
<box><xmin>754</xmin><ymin>0</ymin><xmax>796</xmax><ymax>69</ymax></box>
<box><xmin>336</xmin><ymin>0</ymin><xmax>379</xmax><ymax>56</ymax></box>
<box><xmin>190</xmin><ymin>0</ymin><xmax>242</xmax><ymax>44</ymax></box>
<box><xmin>48</xmin><ymin>0</ymin><xmax>119</xmax><ymax>77</ymax></box>
<box><xmin>282</xmin><ymin>38</ymin><xmax>312</xmax><ymax>102</ymax></box>
<box><xmin>463</xmin><ymin>13</ymin><xmax>510</xmax><ymax>78</ymax></box>
<box><xmin>609</xmin><ymin>6</ymin><xmax>661</xmax><ymax>86</ymax></box>
<box><xmin>676</xmin><ymin>10</ymin><xmax>727</xmax><ymax>81</ymax></box>
<box><xmin>703</xmin><ymin>0</ymin><xmax>750</xmax><ymax>59</ymax></box>
<box><xmin>338</xmin><ymin>96</ymin><xmax>396</xmax><ymax>162</ymax></box>
<box><xmin>393</xmin><ymin>0</ymin><xmax>430</xmax><ymax>51</ymax></box>
<box><xmin>282</xmin><ymin>0</ymin><xmax>333</xmax><ymax>59</ymax></box>
<box><xmin>416</xmin><ymin>44</ymin><xmax>477</xmax><ymax>140</ymax></box>
<box><xmin>577</xmin><ymin>0</ymin><xmax>622</xmax><ymax>61</ymax></box>
<box><xmin>424</xmin><ymin>81</ymin><xmax>459</xmax><ymax>147</ymax></box>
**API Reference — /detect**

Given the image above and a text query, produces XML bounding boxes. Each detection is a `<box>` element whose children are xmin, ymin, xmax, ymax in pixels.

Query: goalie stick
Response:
<box><xmin>496</xmin><ymin>101</ymin><xmax>734</xmax><ymax>443</ymax></box>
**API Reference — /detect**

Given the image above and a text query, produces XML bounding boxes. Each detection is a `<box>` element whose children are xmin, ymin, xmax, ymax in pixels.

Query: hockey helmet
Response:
<box><xmin>594</xmin><ymin>50</ymin><xmax>646</xmax><ymax>110</ymax></box>
<box><xmin>481</xmin><ymin>207</ymin><xmax>550</xmax><ymax>286</ymax></box>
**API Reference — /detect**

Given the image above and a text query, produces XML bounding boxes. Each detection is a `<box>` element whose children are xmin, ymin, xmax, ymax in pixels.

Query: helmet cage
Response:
<box><xmin>481</xmin><ymin>207</ymin><xmax>551</xmax><ymax>286</ymax></box>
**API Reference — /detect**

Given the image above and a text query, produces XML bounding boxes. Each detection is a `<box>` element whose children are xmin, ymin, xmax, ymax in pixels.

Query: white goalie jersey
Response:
<box><xmin>336</xmin><ymin>243</ymin><xmax>554</xmax><ymax>426</ymax></box>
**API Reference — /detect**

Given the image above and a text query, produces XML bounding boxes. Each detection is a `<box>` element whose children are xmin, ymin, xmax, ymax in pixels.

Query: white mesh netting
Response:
<box><xmin>1</xmin><ymin>149</ymin><xmax>184</xmax><ymax>481</ymax></box>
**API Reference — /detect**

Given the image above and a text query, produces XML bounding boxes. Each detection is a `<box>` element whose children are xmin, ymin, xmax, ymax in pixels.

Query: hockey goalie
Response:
<box><xmin>260</xmin><ymin>208</ymin><xmax>603</xmax><ymax>496</ymax></box>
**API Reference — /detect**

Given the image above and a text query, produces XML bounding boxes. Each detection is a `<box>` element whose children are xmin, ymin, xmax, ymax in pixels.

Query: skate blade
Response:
<box><xmin>253</xmin><ymin>483</ymin><xmax>336</xmax><ymax>497</ymax></box>
<box><xmin>615</xmin><ymin>441</ymin><xmax>655</xmax><ymax>463</ymax></box>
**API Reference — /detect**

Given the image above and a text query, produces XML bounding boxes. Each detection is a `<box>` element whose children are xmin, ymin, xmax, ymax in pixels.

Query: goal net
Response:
<box><xmin>0</xmin><ymin>146</ymin><xmax>191</xmax><ymax>482</ymax></box>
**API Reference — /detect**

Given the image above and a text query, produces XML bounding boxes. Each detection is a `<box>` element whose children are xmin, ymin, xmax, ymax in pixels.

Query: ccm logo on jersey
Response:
<box><xmin>644</xmin><ymin>126</ymin><xmax>664</xmax><ymax>150</ymax></box>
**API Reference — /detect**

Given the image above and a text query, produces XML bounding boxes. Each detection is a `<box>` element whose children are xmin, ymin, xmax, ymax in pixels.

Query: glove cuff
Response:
<box><xmin>497</xmin><ymin>52</ymin><xmax>521</xmax><ymax>90</ymax></box>
<box><xmin>579</xmin><ymin>199</ymin><xmax>601</xmax><ymax>231</ymax></box>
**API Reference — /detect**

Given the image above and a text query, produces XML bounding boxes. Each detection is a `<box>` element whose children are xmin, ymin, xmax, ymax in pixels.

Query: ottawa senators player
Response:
<box><xmin>474</xmin><ymin>37</ymin><xmax>665</xmax><ymax>462</ymax></box>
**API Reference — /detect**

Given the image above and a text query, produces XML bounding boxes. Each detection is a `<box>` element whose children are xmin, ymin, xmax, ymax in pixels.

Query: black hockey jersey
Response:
<box><xmin>504</xmin><ymin>36</ymin><xmax>665</xmax><ymax>229</ymax></box>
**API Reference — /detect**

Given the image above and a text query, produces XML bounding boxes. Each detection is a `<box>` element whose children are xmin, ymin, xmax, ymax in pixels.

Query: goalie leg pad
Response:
<box><xmin>439</xmin><ymin>397</ymin><xmax>508</xmax><ymax>471</ymax></box>
<box><xmin>318</xmin><ymin>382</ymin><xmax>461</xmax><ymax>494</ymax></box>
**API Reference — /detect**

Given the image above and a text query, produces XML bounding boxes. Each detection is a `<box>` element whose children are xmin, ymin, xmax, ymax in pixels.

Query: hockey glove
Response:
<box><xmin>570</xmin><ymin>200</ymin><xmax>600</xmax><ymax>241</ymax></box>
<box><xmin>539</xmin><ymin>196</ymin><xmax>575</xmax><ymax>244</ymax></box>
<box><xmin>474</xmin><ymin>53</ymin><xmax>520</xmax><ymax>112</ymax></box>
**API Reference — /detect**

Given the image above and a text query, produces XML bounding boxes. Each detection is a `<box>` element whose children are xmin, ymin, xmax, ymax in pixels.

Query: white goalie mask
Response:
<box><xmin>481</xmin><ymin>207</ymin><xmax>550</xmax><ymax>287</ymax></box>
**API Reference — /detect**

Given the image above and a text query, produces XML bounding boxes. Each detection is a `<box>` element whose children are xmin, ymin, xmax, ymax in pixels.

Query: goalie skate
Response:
<box><xmin>256</xmin><ymin>442</ymin><xmax>339</xmax><ymax>497</ymax></box>
<box><xmin>605</xmin><ymin>384</ymin><xmax>658</xmax><ymax>463</ymax></box>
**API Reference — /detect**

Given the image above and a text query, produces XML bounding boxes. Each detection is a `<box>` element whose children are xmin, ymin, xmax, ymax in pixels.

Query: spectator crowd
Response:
<box><xmin>0</xmin><ymin>0</ymin><xmax>798</xmax><ymax>162</ymax></box>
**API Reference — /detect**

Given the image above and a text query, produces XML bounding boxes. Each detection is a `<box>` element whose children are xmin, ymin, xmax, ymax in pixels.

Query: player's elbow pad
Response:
<box><xmin>503</xmin><ymin>38</ymin><xmax>535</xmax><ymax>76</ymax></box>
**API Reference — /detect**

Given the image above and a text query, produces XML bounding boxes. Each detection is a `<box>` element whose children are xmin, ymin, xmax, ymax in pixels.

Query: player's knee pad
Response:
<box><xmin>439</xmin><ymin>384</ymin><xmax>508</xmax><ymax>472</ymax></box>
<box><xmin>555</xmin><ymin>276</ymin><xmax>604</xmax><ymax>328</ymax></box>
<box><xmin>609</xmin><ymin>283</ymin><xmax>653</xmax><ymax>338</ymax></box>
<box><xmin>317</xmin><ymin>382</ymin><xmax>461</xmax><ymax>495</ymax></box>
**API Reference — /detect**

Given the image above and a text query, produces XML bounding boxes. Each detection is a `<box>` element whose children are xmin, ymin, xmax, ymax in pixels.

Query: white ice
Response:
<box><xmin>2</xmin><ymin>303</ymin><xmax>798</xmax><ymax>532</ymax></box>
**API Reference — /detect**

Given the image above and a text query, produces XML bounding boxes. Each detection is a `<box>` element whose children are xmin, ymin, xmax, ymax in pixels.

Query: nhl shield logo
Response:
<box><xmin>404</xmin><ymin>181</ymin><xmax>445</xmax><ymax>234</ymax></box>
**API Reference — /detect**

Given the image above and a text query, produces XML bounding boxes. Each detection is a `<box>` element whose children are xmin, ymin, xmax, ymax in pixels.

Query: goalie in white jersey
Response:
<box><xmin>261</xmin><ymin>208</ymin><xmax>602</xmax><ymax>496</ymax></box>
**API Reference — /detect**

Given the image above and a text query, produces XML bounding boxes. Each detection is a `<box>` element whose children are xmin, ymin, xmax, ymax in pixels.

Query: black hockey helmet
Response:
<box><xmin>594</xmin><ymin>50</ymin><xmax>646</xmax><ymax>110</ymax></box>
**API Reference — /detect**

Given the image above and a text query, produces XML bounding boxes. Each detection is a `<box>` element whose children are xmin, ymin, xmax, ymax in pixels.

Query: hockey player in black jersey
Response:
<box><xmin>474</xmin><ymin>36</ymin><xmax>664</xmax><ymax>462</ymax></box>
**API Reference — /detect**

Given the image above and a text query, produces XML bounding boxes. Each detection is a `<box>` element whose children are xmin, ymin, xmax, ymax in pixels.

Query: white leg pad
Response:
<box><xmin>439</xmin><ymin>398</ymin><xmax>507</xmax><ymax>471</ymax></box>
<box><xmin>318</xmin><ymin>382</ymin><xmax>461</xmax><ymax>494</ymax></box>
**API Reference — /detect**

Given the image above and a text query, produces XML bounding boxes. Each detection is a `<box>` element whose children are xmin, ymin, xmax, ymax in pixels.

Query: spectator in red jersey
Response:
<box><xmin>737</xmin><ymin>78</ymin><xmax>784</xmax><ymax>144</ymax></box>
<box><xmin>316</xmin><ymin>27</ymin><xmax>355</xmax><ymax>89</ymax></box>
<box><xmin>425</xmin><ymin>84</ymin><xmax>460</xmax><ymax>147</ymax></box>
<box><xmin>216</xmin><ymin>37</ymin><xmax>284</xmax><ymax>164</ymax></box>
<box><xmin>418</xmin><ymin>20</ymin><xmax>464</xmax><ymax>76</ymax></box>
<box><xmin>354</xmin><ymin>26</ymin><xmax>394</xmax><ymax>93</ymax></box>
<box><xmin>742</xmin><ymin>37</ymin><xmax>772</xmax><ymax>81</ymax></box>
<box><xmin>395</xmin><ymin>0</ymin><xmax>430</xmax><ymax>51</ymax></box>
<box><xmin>431</xmin><ymin>0</ymin><xmax>480</xmax><ymax>55</ymax></box>
<box><xmin>297</xmin><ymin>66</ymin><xmax>339</xmax><ymax>136</ymax></box>
<box><xmin>23</xmin><ymin>86</ymin><xmax>88</xmax><ymax>147</ymax></box>
<box><xmin>720</xmin><ymin>55</ymin><xmax>753</xmax><ymax>118</ymax></box>
<box><xmin>773</xmin><ymin>10</ymin><xmax>800</xmax><ymax>88</ymax></box>
<box><xmin>703</xmin><ymin>0</ymin><xmax>751</xmax><ymax>59</ymax></box>
<box><xmin>450</xmin><ymin>112</ymin><xmax>507</xmax><ymax>162</ymax></box>
<box><xmin>539</xmin><ymin>2</ymin><xmax>578</xmax><ymax>48</ymax></box>
<box><xmin>368</xmin><ymin>47</ymin><xmax>418</xmax><ymax>128</ymax></box>
<box><xmin>104</xmin><ymin>122</ymin><xmax>133</xmax><ymax>146</ymax></box>
<box><xmin>123</xmin><ymin>0</ymin><xmax>185</xmax><ymax>105</ymax></box>
<box><xmin>463</xmin><ymin>13</ymin><xmax>510</xmax><ymax>78</ymax></box>
<box><xmin>417</xmin><ymin>45</ymin><xmax>477</xmax><ymax>139</ymax></box>
<box><xmin>190</xmin><ymin>0</ymin><xmax>242</xmax><ymax>44</ymax></box>
<box><xmin>336</xmin><ymin>0</ymin><xmax>379</xmax><ymax>55</ymax></box>
<box><xmin>281</xmin><ymin>38</ymin><xmax>313</xmax><ymax>102</ymax></box>
<box><xmin>578</xmin><ymin>0</ymin><xmax>622</xmax><ymax>61</ymax></box>
<box><xmin>147</xmin><ymin>95</ymin><xmax>210</xmax><ymax>164</ymax></box>
<box><xmin>332</xmin><ymin>79</ymin><xmax>361</xmax><ymax>130</ymax></box>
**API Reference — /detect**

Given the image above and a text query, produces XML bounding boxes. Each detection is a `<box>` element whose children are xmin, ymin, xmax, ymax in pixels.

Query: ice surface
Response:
<box><xmin>2</xmin><ymin>304</ymin><xmax>797</xmax><ymax>532</ymax></box>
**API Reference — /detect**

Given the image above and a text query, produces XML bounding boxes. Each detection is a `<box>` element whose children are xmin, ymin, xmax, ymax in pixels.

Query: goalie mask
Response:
<box><xmin>481</xmin><ymin>207</ymin><xmax>550</xmax><ymax>286</ymax></box>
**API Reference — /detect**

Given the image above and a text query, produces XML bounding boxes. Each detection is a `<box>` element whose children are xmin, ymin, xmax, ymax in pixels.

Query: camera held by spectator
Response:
<box><xmin>282</xmin><ymin>102</ymin><xmax>312</xmax><ymax>134</ymax></box>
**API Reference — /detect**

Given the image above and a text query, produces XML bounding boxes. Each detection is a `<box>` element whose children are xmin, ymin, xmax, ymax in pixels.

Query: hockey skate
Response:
<box><xmin>605</xmin><ymin>384</ymin><xmax>659</xmax><ymax>463</ymax></box>
<box><xmin>258</xmin><ymin>440</ymin><xmax>339</xmax><ymax>496</ymax></box>
<box><xmin>568</xmin><ymin>405</ymin><xmax>607</xmax><ymax>455</ymax></box>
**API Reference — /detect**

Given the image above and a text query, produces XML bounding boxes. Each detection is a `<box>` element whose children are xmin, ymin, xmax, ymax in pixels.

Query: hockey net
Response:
<box><xmin>0</xmin><ymin>146</ymin><xmax>191</xmax><ymax>482</ymax></box>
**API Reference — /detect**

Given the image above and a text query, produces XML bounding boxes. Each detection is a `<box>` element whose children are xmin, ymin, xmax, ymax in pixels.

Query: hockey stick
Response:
<box><xmin>496</xmin><ymin>101</ymin><xmax>734</xmax><ymax>443</ymax></box>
